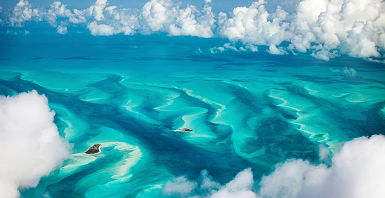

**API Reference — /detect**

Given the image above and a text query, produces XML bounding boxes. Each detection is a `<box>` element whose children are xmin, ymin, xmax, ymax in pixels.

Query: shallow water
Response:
<box><xmin>1</xmin><ymin>34</ymin><xmax>385</xmax><ymax>198</ymax></box>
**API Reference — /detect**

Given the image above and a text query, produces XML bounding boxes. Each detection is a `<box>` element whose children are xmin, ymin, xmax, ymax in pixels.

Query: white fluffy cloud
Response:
<box><xmin>161</xmin><ymin>135</ymin><xmax>385</xmax><ymax>198</ymax></box>
<box><xmin>9</xmin><ymin>0</ymin><xmax>40</xmax><ymax>26</ymax></box>
<box><xmin>210</xmin><ymin>168</ymin><xmax>257</xmax><ymax>198</ymax></box>
<box><xmin>163</xmin><ymin>176</ymin><xmax>197</xmax><ymax>195</ymax></box>
<box><xmin>9</xmin><ymin>0</ymin><xmax>138</xmax><ymax>36</ymax></box>
<box><xmin>46</xmin><ymin>1</ymin><xmax>87</xmax><ymax>27</ymax></box>
<box><xmin>290</xmin><ymin>0</ymin><xmax>385</xmax><ymax>59</ymax></box>
<box><xmin>87</xmin><ymin>21</ymin><xmax>117</xmax><ymax>36</ymax></box>
<box><xmin>7</xmin><ymin>0</ymin><xmax>214</xmax><ymax>37</ymax></box>
<box><xmin>88</xmin><ymin>6</ymin><xmax>139</xmax><ymax>36</ymax></box>
<box><xmin>218</xmin><ymin>1</ymin><xmax>290</xmax><ymax>48</ymax></box>
<box><xmin>162</xmin><ymin>168</ymin><xmax>257</xmax><ymax>198</ymax></box>
<box><xmin>220</xmin><ymin>0</ymin><xmax>385</xmax><ymax>60</ymax></box>
<box><xmin>258</xmin><ymin>135</ymin><xmax>385</xmax><ymax>198</ymax></box>
<box><xmin>88</xmin><ymin>0</ymin><xmax>108</xmax><ymax>21</ymax></box>
<box><xmin>4</xmin><ymin>0</ymin><xmax>385</xmax><ymax>60</ymax></box>
<box><xmin>0</xmin><ymin>91</ymin><xmax>70</xmax><ymax>198</ymax></box>
<box><xmin>45</xmin><ymin>0</ymin><xmax>139</xmax><ymax>36</ymax></box>
<box><xmin>142</xmin><ymin>0</ymin><xmax>215</xmax><ymax>37</ymax></box>
<box><xmin>56</xmin><ymin>23</ymin><xmax>68</xmax><ymax>34</ymax></box>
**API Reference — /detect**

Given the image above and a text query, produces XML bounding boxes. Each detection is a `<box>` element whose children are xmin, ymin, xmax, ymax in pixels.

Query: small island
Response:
<box><xmin>85</xmin><ymin>144</ymin><xmax>101</xmax><ymax>154</ymax></box>
<box><xmin>174</xmin><ymin>128</ymin><xmax>193</xmax><ymax>132</ymax></box>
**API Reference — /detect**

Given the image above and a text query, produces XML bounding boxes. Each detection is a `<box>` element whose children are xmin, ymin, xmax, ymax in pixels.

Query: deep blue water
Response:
<box><xmin>1</xmin><ymin>34</ymin><xmax>385</xmax><ymax>198</ymax></box>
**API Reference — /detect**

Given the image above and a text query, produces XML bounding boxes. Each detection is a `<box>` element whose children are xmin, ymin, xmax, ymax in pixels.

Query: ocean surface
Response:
<box><xmin>1</xmin><ymin>34</ymin><xmax>385</xmax><ymax>198</ymax></box>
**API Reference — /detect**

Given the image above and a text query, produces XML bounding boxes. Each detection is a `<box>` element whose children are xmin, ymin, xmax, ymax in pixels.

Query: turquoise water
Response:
<box><xmin>1</xmin><ymin>34</ymin><xmax>385</xmax><ymax>197</ymax></box>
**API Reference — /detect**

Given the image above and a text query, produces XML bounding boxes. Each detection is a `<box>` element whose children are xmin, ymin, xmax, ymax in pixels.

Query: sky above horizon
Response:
<box><xmin>0</xmin><ymin>0</ymin><xmax>384</xmax><ymax>62</ymax></box>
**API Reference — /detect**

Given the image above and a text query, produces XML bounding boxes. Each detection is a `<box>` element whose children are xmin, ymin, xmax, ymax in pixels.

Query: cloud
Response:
<box><xmin>219</xmin><ymin>0</ymin><xmax>385</xmax><ymax>60</ymax></box>
<box><xmin>0</xmin><ymin>6</ymin><xmax>3</xmax><ymax>24</ymax></box>
<box><xmin>258</xmin><ymin>135</ymin><xmax>385</xmax><ymax>198</ymax></box>
<box><xmin>47</xmin><ymin>0</ymin><xmax>139</xmax><ymax>36</ymax></box>
<box><xmin>6</xmin><ymin>0</ymin><xmax>214</xmax><ymax>37</ymax></box>
<box><xmin>87</xmin><ymin>21</ymin><xmax>116</xmax><ymax>36</ymax></box>
<box><xmin>88</xmin><ymin>0</ymin><xmax>108</xmax><ymax>21</ymax></box>
<box><xmin>162</xmin><ymin>168</ymin><xmax>257</xmax><ymax>198</ymax></box>
<box><xmin>268</xmin><ymin>44</ymin><xmax>287</xmax><ymax>55</ymax></box>
<box><xmin>218</xmin><ymin>1</ymin><xmax>290</xmax><ymax>47</ymax></box>
<box><xmin>142</xmin><ymin>0</ymin><xmax>215</xmax><ymax>37</ymax></box>
<box><xmin>3</xmin><ymin>0</ymin><xmax>385</xmax><ymax>60</ymax></box>
<box><xmin>9</xmin><ymin>0</ymin><xmax>40</xmax><ymax>26</ymax></box>
<box><xmin>290</xmin><ymin>0</ymin><xmax>385</xmax><ymax>59</ymax></box>
<box><xmin>0</xmin><ymin>91</ymin><xmax>70</xmax><ymax>198</ymax></box>
<box><xmin>318</xmin><ymin>144</ymin><xmax>329</xmax><ymax>161</ymax></box>
<box><xmin>160</xmin><ymin>135</ymin><xmax>385</xmax><ymax>198</ymax></box>
<box><xmin>163</xmin><ymin>176</ymin><xmax>197</xmax><ymax>195</ymax></box>
<box><xmin>330</xmin><ymin>66</ymin><xmax>358</xmax><ymax>77</ymax></box>
<box><xmin>141</xmin><ymin>0</ymin><xmax>172</xmax><ymax>32</ymax></box>
<box><xmin>210</xmin><ymin>168</ymin><xmax>257</xmax><ymax>198</ymax></box>
<box><xmin>209</xmin><ymin>43</ymin><xmax>258</xmax><ymax>54</ymax></box>
<box><xmin>46</xmin><ymin>1</ymin><xmax>72</xmax><ymax>26</ymax></box>
<box><xmin>56</xmin><ymin>22</ymin><xmax>68</xmax><ymax>34</ymax></box>
<box><xmin>343</xmin><ymin>66</ymin><xmax>357</xmax><ymax>77</ymax></box>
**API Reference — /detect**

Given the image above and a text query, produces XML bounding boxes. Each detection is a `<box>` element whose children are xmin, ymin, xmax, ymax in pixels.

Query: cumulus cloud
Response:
<box><xmin>56</xmin><ymin>22</ymin><xmax>68</xmax><ymax>34</ymax></box>
<box><xmin>220</xmin><ymin>0</ymin><xmax>385</xmax><ymax>60</ymax></box>
<box><xmin>46</xmin><ymin>1</ymin><xmax>72</xmax><ymax>26</ymax></box>
<box><xmin>210</xmin><ymin>168</ymin><xmax>257</xmax><ymax>198</ymax></box>
<box><xmin>0</xmin><ymin>91</ymin><xmax>70</xmax><ymax>198</ymax></box>
<box><xmin>3</xmin><ymin>0</ymin><xmax>385</xmax><ymax>60</ymax></box>
<box><xmin>142</xmin><ymin>0</ymin><xmax>215</xmax><ymax>37</ymax></box>
<box><xmin>290</xmin><ymin>0</ymin><xmax>385</xmax><ymax>59</ymax></box>
<box><xmin>268</xmin><ymin>44</ymin><xmax>287</xmax><ymax>55</ymax></box>
<box><xmin>218</xmin><ymin>1</ymin><xmax>290</xmax><ymax>48</ymax></box>
<box><xmin>259</xmin><ymin>135</ymin><xmax>385</xmax><ymax>198</ymax></box>
<box><xmin>88</xmin><ymin>6</ymin><xmax>139</xmax><ymax>36</ymax></box>
<box><xmin>161</xmin><ymin>135</ymin><xmax>385</xmax><ymax>198</ymax></box>
<box><xmin>87</xmin><ymin>21</ymin><xmax>116</xmax><ymax>36</ymax></box>
<box><xmin>6</xmin><ymin>0</ymin><xmax>214</xmax><ymax>37</ymax></box>
<box><xmin>141</xmin><ymin>0</ymin><xmax>172</xmax><ymax>32</ymax></box>
<box><xmin>45</xmin><ymin>0</ymin><xmax>139</xmax><ymax>36</ymax></box>
<box><xmin>8</xmin><ymin>0</ymin><xmax>138</xmax><ymax>36</ymax></box>
<box><xmin>163</xmin><ymin>176</ymin><xmax>197</xmax><ymax>195</ymax></box>
<box><xmin>9</xmin><ymin>0</ymin><xmax>40</xmax><ymax>26</ymax></box>
<box><xmin>88</xmin><ymin>0</ymin><xmax>108</xmax><ymax>21</ymax></box>
<box><xmin>162</xmin><ymin>168</ymin><xmax>256</xmax><ymax>198</ymax></box>
<box><xmin>318</xmin><ymin>144</ymin><xmax>330</xmax><ymax>161</ymax></box>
